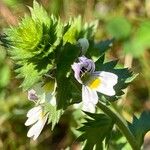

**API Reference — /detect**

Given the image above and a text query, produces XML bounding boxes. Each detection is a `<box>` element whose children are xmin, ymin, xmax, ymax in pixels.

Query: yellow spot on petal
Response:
<box><xmin>88</xmin><ymin>78</ymin><xmax>101</xmax><ymax>89</ymax></box>
<box><xmin>39</xmin><ymin>111</ymin><xmax>44</xmax><ymax>120</ymax></box>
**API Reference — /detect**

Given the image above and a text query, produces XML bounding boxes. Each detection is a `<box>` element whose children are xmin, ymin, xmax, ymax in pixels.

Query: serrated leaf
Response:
<box><xmin>30</xmin><ymin>0</ymin><xmax>50</xmax><ymax>26</ymax></box>
<box><xmin>44</xmin><ymin>102</ymin><xmax>63</xmax><ymax>130</ymax></box>
<box><xmin>95</xmin><ymin>38</ymin><xmax>114</xmax><ymax>55</ymax></box>
<box><xmin>77</xmin><ymin>113</ymin><xmax>114</xmax><ymax>150</ymax></box>
<box><xmin>128</xmin><ymin>111</ymin><xmax>150</xmax><ymax>147</ymax></box>
<box><xmin>16</xmin><ymin>61</ymin><xmax>53</xmax><ymax>90</ymax></box>
<box><xmin>63</xmin><ymin>20</ymin><xmax>78</xmax><ymax>44</ymax></box>
<box><xmin>88</xmin><ymin>39</ymin><xmax>114</xmax><ymax>60</ymax></box>
<box><xmin>16</xmin><ymin>63</ymin><xmax>40</xmax><ymax>90</ymax></box>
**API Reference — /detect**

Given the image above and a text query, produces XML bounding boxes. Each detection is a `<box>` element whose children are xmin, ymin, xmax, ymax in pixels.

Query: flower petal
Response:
<box><xmin>71</xmin><ymin>63</ymin><xmax>82</xmax><ymax>83</ymax></box>
<box><xmin>94</xmin><ymin>71</ymin><xmax>118</xmax><ymax>86</ymax></box>
<box><xmin>27</xmin><ymin>115</ymin><xmax>48</xmax><ymax>140</ymax></box>
<box><xmin>26</xmin><ymin>106</ymin><xmax>41</xmax><ymax>118</ymax></box>
<box><xmin>82</xmin><ymin>102</ymin><xmax>95</xmax><ymax>113</ymax></box>
<box><xmin>82</xmin><ymin>86</ymin><xmax>98</xmax><ymax>104</ymax></box>
<box><xmin>93</xmin><ymin>71</ymin><xmax>118</xmax><ymax>96</ymax></box>
<box><xmin>25</xmin><ymin>107</ymin><xmax>42</xmax><ymax>126</ymax></box>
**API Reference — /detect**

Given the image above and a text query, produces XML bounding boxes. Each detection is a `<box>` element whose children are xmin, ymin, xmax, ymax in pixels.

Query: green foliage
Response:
<box><xmin>77</xmin><ymin>112</ymin><xmax>114</xmax><ymax>150</ymax></box>
<box><xmin>29</xmin><ymin>0</ymin><xmax>50</xmax><ymax>26</ymax></box>
<box><xmin>128</xmin><ymin>111</ymin><xmax>150</xmax><ymax>147</ymax></box>
<box><xmin>3</xmin><ymin>1</ymin><xmax>97</xmax><ymax>93</ymax></box>
<box><xmin>88</xmin><ymin>38</ymin><xmax>114</xmax><ymax>60</ymax></box>
<box><xmin>106</xmin><ymin>17</ymin><xmax>131</xmax><ymax>40</ymax></box>
<box><xmin>44</xmin><ymin>102</ymin><xmax>63</xmax><ymax>130</ymax></box>
<box><xmin>56</xmin><ymin>43</ymin><xmax>81</xmax><ymax>109</ymax></box>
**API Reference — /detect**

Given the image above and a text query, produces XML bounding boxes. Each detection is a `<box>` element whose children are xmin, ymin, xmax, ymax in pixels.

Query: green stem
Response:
<box><xmin>97</xmin><ymin>102</ymin><xmax>140</xmax><ymax>150</ymax></box>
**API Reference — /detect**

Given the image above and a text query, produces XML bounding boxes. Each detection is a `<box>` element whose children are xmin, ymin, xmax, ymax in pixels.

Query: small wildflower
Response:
<box><xmin>72</xmin><ymin>56</ymin><xmax>118</xmax><ymax>112</ymax></box>
<box><xmin>25</xmin><ymin>80</ymin><xmax>57</xmax><ymax>140</ymax></box>
<box><xmin>25</xmin><ymin>106</ymin><xmax>48</xmax><ymax>140</ymax></box>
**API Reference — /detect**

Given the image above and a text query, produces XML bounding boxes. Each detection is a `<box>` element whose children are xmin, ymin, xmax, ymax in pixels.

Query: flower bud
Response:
<box><xmin>28</xmin><ymin>89</ymin><xmax>38</xmax><ymax>101</ymax></box>
<box><xmin>78</xmin><ymin>38</ymin><xmax>89</xmax><ymax>54</ymax></box>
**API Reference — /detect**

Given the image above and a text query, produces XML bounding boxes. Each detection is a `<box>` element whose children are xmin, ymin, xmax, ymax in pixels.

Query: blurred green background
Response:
<box><xmin>0</xmin><ymin>0</ymin><xmax>150</xmax><ymax>149</ymax></box>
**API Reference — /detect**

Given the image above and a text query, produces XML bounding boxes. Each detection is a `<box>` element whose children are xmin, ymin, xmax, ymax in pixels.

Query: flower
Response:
<box><xmin>25</xmin><ymin>81</ymin><xmax>57</xmax><ymax>140</ymax></box>
<box><xmin>72</xmin><ymin>56</ymin><xmax>118</xmax><ymax>112</ymax></box>
<box><xmin>25</xmin><ymin>106</ymin><xmax>48</xmax><ymax>140</ymax></box>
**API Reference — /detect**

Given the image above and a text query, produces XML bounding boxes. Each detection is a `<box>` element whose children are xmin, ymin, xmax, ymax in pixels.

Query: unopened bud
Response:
<box><xmin>78</xmin><ymin>38</ymin><xmax>89</xmax><ymax>54</ymax></box>
<box><xmin>28</xmin><ymin>89</ymin><xmax>38</xmax><ymax>101</ymax></box>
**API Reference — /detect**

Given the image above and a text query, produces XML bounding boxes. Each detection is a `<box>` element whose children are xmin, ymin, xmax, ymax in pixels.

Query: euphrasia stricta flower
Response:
<box><xmin>25</xmin><ymin>81</ymin><xmax>56</xmax><ymax>140</ymax></box>
<box><xmin>72</xmin><ymin>56</ymin><xmax>118</xmax><ymax>112</ymax></box>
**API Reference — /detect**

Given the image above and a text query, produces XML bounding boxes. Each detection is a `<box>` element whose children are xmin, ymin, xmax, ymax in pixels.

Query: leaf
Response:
<box><xmin>15</xmin><ymin>63</ymin><xmax>40</xmax><ymax>90</ymax></box>
<box><xmin>63</xmin><ymin>17</ymin><xmax>82</xmax><ymax>44</ymax></box>
<box><xmin>77</xmin><ymin>112</ymin><xmax>114</xmax><ymax>150</ymax></box>
<box><xmin>106</xmin><ymin>17</ymin><xmax>131</xmax><ymax>40</ymax></box>
<box><xmin>88</xmin><ymin>38</ymin><xmax>114</xmax><ymax>60</ymax></box>
<box><xmin>16</xmin><ymin>62</ymin><xmax>52</xmax><ymax>91</ymax></box>
<box><xmin>94</xmin><ymin>38</ymin><xmax>114</xmax><ymax>55</ymax></box>
<box><xmin>30</xmin><ymin>0</ymin><xmax>50</xmax><ymax>26</ymax></box>
<box><xmin>128</xmin><ymin>111</ymin><xmax>150</xmax><ymax>147</ymax></box>
<box><xmin>56</xmin><ymin>43</ymin><xmax>81</xmax><ymax>109</ymax></box>
<box><xmin>44</xmin><ymin>102</ymin><xmax>63</xmax><ymax>130</ymax></box>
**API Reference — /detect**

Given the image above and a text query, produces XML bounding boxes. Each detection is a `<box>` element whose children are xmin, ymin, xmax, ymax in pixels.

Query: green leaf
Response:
<box><xmin>63</xmin><ymin>17</ymin><xmax>82</xmax><ymax>44</ymax></box>
<box><xmin>94</xmin><ymin>38</ymin><xmax>114</xmax><ymax>55</ymax></box>
<box><xmin>44</xmin><ymin>102</ymin><xmax>63</xmax><ymax>130</ymax></box>
<box><xmin>56</xmin><ymin>43</ymin><xmax>80</xmax><ymax>109</ymax></box>
<box><xmin>16</xmin><ymin>62</ymin><xmax>52</xmax><ymax>91</ymax></box>
<box><xmin>88</xmin><ymin>38</ymin><xmax>114</xmax><ymax>61</ymax></box>
<box><xmin>30</xmin><ymin>0</ymin><xmax>50</xmax><ymax>26</ymax></box>
<box><xmin>106</xmin><ymin>17</ymin><xmax>131</xmax><ymax>40</ymax></box>
<box><xmin>77</xmin><ymin>112</ymin><xmax>114</xmax><ymax>150</ymax></box>
<box><xmin>128</xmin><ymin>111</ymin><xmax>150</xmax><ymax>147</ymax></box>
<box><xmin>15</xmin><ymin>63</ymin><xmax>40</xmax><ymax>90</ymax></box>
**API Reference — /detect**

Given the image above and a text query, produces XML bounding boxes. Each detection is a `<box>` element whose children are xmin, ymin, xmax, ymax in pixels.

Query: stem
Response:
<box><xmin>97</xmin><ymin>102</ymin><xmax>140</xmax><ymax>150</ymax></box>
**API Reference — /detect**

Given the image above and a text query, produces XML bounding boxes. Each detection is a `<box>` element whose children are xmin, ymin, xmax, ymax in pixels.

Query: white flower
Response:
<box><xmin>72</xmin><ymin>56</ymin><xmax>118</xmax><ymax>113</ymax></box>
<box><xmin>25</xmin><ymin>106</ymin><xmax>48</xmax><ymax>140</ymax></box>
<box><xmin>25</xmin><ymin>81</ymin><xmax>57</xmax><ymax>140</ymax></box>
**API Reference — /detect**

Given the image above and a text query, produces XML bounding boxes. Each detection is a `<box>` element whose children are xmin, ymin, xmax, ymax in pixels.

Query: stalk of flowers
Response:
<box><xmin>72</xmin><ymin>56</ymin><xmax>118</xmax><ymax>113</ymax></box>
<box><xmin>25</xmin><ymin>80</ymin><xmax>56</xmax><ymax>140</ymax></box>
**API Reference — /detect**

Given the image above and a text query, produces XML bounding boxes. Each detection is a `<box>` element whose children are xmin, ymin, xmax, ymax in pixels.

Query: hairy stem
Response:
<box><xmin>97</xmin><ymin>102</ymin><xmax>140</xmax><ymax>150</ymax></box>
